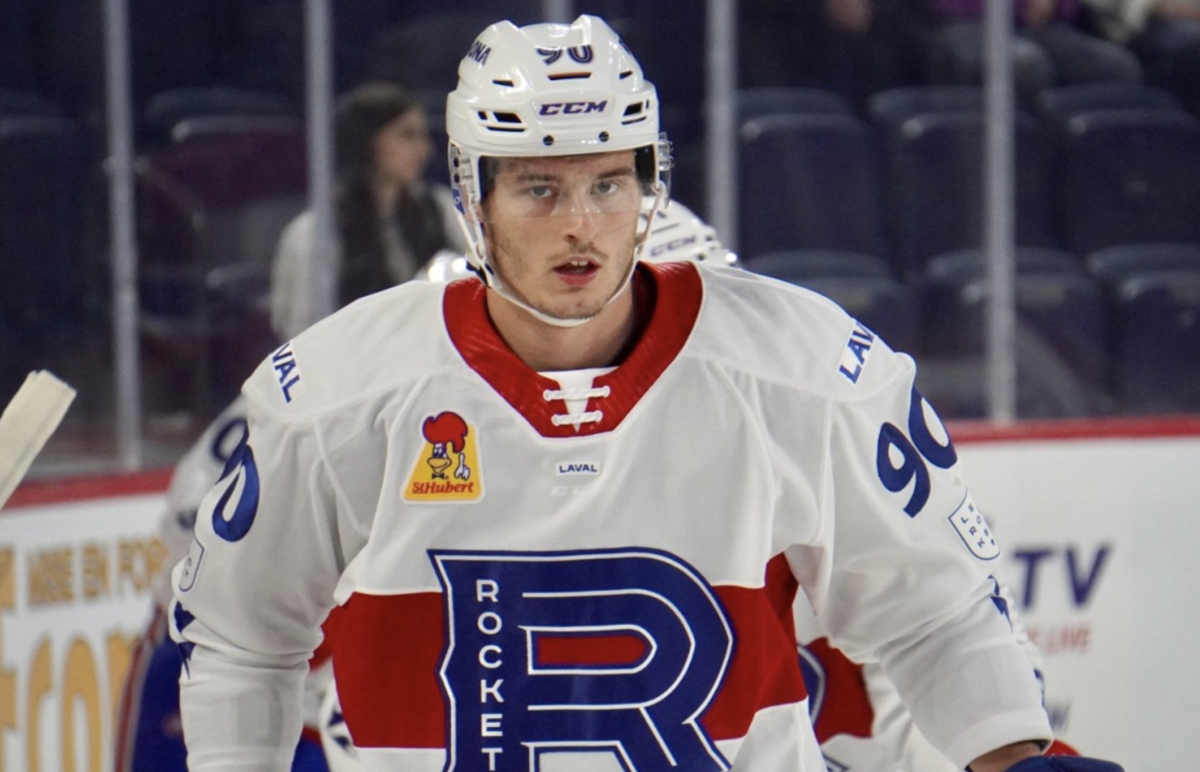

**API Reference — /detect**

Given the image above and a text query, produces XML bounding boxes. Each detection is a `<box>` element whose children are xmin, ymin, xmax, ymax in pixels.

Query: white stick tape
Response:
<box><xmin>0</xmin><ymin>370</ymin><xmax>77</xmax><ymax>510</ymax></box>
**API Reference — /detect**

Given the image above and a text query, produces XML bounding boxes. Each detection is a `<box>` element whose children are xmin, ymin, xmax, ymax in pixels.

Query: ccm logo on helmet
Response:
<box><xmin>538</xmin><ymin>100</ymin><xmax>608</xmax><ymax>116</ymax></box>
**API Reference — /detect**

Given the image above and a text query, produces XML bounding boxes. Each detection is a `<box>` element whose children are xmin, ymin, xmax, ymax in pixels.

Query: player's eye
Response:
<box><xmin>594</xmin><ymin>179</ymin><xmax>620</xmax><ymax>196</ymax></box>
<box><xmin>526</xmin><ymin>185</ymin><xmax>555</xmax><ymax>199</ymax></box>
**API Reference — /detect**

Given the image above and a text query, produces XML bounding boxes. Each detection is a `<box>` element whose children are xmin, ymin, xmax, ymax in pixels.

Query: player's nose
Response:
<box><xmin>555</xmin><ymin>199</ymin><xmax>603</xmax><ymax>243</ymax></box>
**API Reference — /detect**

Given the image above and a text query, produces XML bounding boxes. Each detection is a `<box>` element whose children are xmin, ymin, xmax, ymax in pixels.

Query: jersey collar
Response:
<box><xmin>444</xmin><ymin>261</ymin><xmax>702</xmax><ymax>437</ymax></box>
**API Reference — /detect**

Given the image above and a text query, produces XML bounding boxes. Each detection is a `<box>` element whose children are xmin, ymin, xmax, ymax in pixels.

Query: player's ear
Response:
<box><xmin>463</xmin><ymin>196</ymin><xmax>487</xmax><ymax>228</ymax></box>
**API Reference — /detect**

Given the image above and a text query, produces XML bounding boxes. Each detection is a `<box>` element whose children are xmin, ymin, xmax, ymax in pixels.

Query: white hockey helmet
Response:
<box><xmin>421</xmin><ymin>247</ymin><xmax>475</xmax><ymax>283</ymax></box>
<box><xmin>641</xmin><ymin>201</ymin><xmax>739</xmax><ymax>267</ymax></box>
<box><xmin>445</xmin><ymin>14</ymin><xmax>672</xmax><ymax>321</ymax></box>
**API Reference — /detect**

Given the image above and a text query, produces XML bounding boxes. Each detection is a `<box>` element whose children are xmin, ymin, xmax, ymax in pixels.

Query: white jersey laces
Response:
<box><xmin>544</xmin><ymin>385</ymin><xmax>611</xmax><ymax>427</ymax></box>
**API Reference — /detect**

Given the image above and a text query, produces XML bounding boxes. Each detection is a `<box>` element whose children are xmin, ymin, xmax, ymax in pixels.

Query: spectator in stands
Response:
<box><xmin>270</xmin><ymin>81</ymin><xmax>465</xmax><ymax>341</ymax></box>
<box><xmin>1085</xmin><ymin>0</ymin><xmax>1200</xmax><ymax>113</ymax></box>
<box><xmin>921</xmin><ymin>0</ymin><xmax>1143</xmax><ymax>106</ymax></box>
<box><xmin>738</xmin><ymin>0</ymin><xmax>925</xmax><ymax>112</ymax></box>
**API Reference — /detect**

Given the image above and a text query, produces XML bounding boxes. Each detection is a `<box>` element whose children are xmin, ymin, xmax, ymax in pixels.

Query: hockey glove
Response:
<box><xmin>1005</xmin><ymin>756</ymin><xmax>1123</xmax><ymax>772</ymax></box>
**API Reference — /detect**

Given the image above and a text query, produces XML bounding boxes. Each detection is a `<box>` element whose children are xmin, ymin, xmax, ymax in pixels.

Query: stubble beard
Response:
<box><xmin>487</xmin><ymin>226</ymin><xmax>639</xmax><ymax>322</ymax></box>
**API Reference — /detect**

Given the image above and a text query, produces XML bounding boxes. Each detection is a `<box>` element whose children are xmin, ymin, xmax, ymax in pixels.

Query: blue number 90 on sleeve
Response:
<box><xmin>875</xmin><ymin>387</ymin><xmax>957</xmax><ymax>518</ymax></box>
<box><xmin>210</xmin><ymin>429</ymin><xmax>260</xmax><ymax>542</ymax></box>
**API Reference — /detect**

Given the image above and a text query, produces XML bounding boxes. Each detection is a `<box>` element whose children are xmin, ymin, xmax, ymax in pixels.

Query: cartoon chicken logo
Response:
<box><xmin>424</xmin><ymin>412</ymin><xmax>470</xmax><ymax>481</ymax></box>
<box><xmin>404</xmin><ymin>411</ymin><xmax>483</xmax><ymax>502</ymax></box>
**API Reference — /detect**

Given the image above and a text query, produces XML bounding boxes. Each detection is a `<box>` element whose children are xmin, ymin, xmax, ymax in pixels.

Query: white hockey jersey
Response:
<box><xmin>171</xmin><ymin>261</ymin><xmax>1051</xmax><ymax>772</ymax></box>
<box><xmin>794</xmin><ymin>581</ymin><xmax>1052</xmax><ymax>772</ymax></box>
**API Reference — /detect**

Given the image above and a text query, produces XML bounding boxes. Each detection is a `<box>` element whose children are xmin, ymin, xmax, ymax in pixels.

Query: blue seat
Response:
<box><xmin>1104</xmin><ymin>269</ymin><xmax>1200</xmax><ymax>413</ymax></box>
<box><xmin>746</xmin><ymin>251</ymin><xmax>918</xmax><ymax>353</ymax></box>
<box><xmin>0</xmin><ymin>88</ymin><xmax>62</xmax><ymax>117</ymax></box>
<box><xmin>142</xmin><ymin>86</ymin><xmax>297</xmax><ymax>145</ymax></box>
<box><xmin>738</xmin><ymin>87</ymin><xmax>854</xmax><ymax>122</ymax></box>
<box><xmin>166</xmin><ymin>113</ymin><xmax>305</xmax><ymax>145</ymax></box>
<box><xmin>1080</xmin><ymin>243</ymin><xmax>1200</xmax><ymax>413</ymax></box>
<box><xmin>744</xmin><ymin>250</ymin><xmax>893</xmax><ymax>282</ymax></box>
<box><xmin>1087</xmin><ymin>242</ymin><xmax>1200</xmax><ymax>282</ymax></box>
<box><xmin>0</xmin><ymin>116</ymin><xmax>87</xmax><ymax>397</ymax></box>
<box><xmin>866</xmin><ymin>85</ymin><xmax>984</xmax><ymax>129</ymax></box>
<box><xmin>136</xmin><ymin>123</ymin><xmax>307</xmax><ymax>413</ymax></box>
<box><xmin>1035</xmin><ymin>83</ymin><xmax>1183</xmax><ymax>130</ymax></box>
<box><xmin>1057</xmin><ymin>108</ymin><xmax>1200</xmax><ymax>257</ymax></box>
<box><xmin>738</xmin><ymin>113</ymin><xmax>887</xmax><ymax>263</ymax></box>
<box><xmin>880</xmin><ymin>111</ymin><xmax>1058</xmax><ymax>279</ymax></box>
<box><xmin>919</xmin><ymin>247</ymin><xmax>1109</xmax><ymax>415</ymax></box>
<box><xmin>804</xmin><ymin>276</ymin><xmax>920</xmax><ymax>355</ymax></box>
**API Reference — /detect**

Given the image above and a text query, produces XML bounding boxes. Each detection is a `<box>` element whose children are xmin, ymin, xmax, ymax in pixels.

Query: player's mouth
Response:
<box><xmin>553</xmin><ymin>257</ymin><xmax>601</xmax><ymax>286</ymax></box>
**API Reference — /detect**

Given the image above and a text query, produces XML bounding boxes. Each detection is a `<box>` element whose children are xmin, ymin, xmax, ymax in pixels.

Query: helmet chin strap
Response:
<box><xmin>474</xmin><ymin>183</ymin><xmax>667</xmax><ymax>330</ymax></box>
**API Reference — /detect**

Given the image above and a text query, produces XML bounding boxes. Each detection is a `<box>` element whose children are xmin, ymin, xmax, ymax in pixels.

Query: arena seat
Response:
<box><xmin>135</xmin><ymin>122</ymin><xmax>307</xmax><ymax>414</ymax></box>
<box><xmin>879</xmin><ymin>111</ymin><xmax>1058</xmax><ymax>280</ymax></box>
<box><xmin>1102</xmin><ymin>269</ymin><xmax>1200</xmax><ymax>413</ymax></box>
<box><xmin>745</xmin><ymin>250</ymin><xmax>917</xmax><ymax>353</ymax></box>
<box><xmin>141</xmin><ymin>86</ymin><xmax>297</xmax><ymax>145</ymax></box>
<box><xmin>0</xmin><ymin>115</ymin><xmax>87</xmax><ymax>398</ymax></box>
<box><xmin>866</xmin><ymin>85</ymin><xmax>984</xmax><ymax>129</ymax></box>
<box><xmin>738</xmin><ymin>113</ymin><xmax>887</xmax><ymax>264</ymax></box>
<box><xmin>1056</xmin><ymin>108</ymin><xmax>1200</xmax><ymax>257</ymax></box>
<box><xmin>0</xmin><ymin>88</ymin><xmax>63</xmax><ymax>118</ymax></box>
<box><xmin>738</xmin><ymin>87</ymin><xmax>854</xmax><ymax>122</ymax></box>
<box><xmin>1084</xmin><ymin>242</ymin><xmax>1200</xmax><ymax>413</ymax></box>
<box><xmin>1087</xmin><ymin>242</ymin><xmax>1200</xmax><ymax>281</ymax></box>
<box><xmin>1035</xmin><ymin>82</ymin><xmax>1183</xmax><ymax>130</ymax></box>
<box><xmin>918</xmin><ymin>247</ymin><xmax>1110</xmax><ymax>416</ymax></box>
<box><xmin>744</xmin><ymin>249</ymin><xmax>893</xmax><ymax>282</ymax></box>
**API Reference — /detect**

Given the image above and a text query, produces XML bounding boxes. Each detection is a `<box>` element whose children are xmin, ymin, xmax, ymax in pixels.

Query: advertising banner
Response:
<box><xmin>0</xmin><ymin>494</ymin><xmax>164</xmax><ymax>772</ymax></box>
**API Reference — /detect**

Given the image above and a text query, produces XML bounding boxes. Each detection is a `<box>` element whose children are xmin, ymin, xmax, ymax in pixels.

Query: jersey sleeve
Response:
<box><xmin>151</xmin><ymin>397</ymin><xmax>250</xmax><ymax>610</ymax></box>
<box><xmin>801</xmin><ymin>347</ymin><xmax>1052</xmax><ymax>769</ymax></box>
<box><xmin>169</xmin><ymin>388</ymin><xmax>351</xmax><ymax>771</ymax></box>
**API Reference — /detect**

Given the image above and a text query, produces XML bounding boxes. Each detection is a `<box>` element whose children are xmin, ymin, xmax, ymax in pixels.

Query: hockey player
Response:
<box><xmin>171</xmin><ymin>14</ymin><xmax>1122</xmax><ymax>772</ymax></box>
<box><xmin>321</xmin><ymin>209</ymin><xmax>1084</xmax><ymax>772</ymax></box>
<box><xmin>132</xmin><ymin>207</ymin><xmax>1076</xmax><ymax>772</ymax></box>
<box><xmin>114</xmin><ymin>397</ymin><xmax>332</xmax><ymax>772</ymax></box>
<box><xmin>115</xmin><ymin>198</ymin><xmax>724</xmax><ymax>772</ymax></box>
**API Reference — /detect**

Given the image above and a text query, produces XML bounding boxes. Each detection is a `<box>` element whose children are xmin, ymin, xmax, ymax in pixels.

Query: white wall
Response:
<box><xmin>959</xmin><ymin>433</ymin><xmax>1200</xmax><ymax>770</ymax></box>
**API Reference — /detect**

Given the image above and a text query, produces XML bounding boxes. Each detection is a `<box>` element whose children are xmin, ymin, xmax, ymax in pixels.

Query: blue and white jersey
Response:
<box><xmin>171</xmin><ymin>261</ymin><xmax>1051</xmax><ymax>772</ymax></box>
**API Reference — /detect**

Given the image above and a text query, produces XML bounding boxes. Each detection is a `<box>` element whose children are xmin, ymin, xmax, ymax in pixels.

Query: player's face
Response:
<box><xmin>481</xmin><ymin>150</ymin><xmax>642</xmax><ymax>322</ymax></box>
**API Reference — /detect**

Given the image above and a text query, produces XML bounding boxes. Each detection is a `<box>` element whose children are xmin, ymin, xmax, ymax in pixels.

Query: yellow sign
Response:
<box><xmin>0</xmin><ymin>493</ymin><xmax>163</xmax><ymax>772</ymax></box>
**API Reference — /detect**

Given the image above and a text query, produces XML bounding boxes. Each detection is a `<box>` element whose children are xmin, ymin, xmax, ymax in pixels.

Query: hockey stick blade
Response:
<box><xmin>0</xmin><ymin>370</ymin><xmax>77</xmax><ymax>511</ymax></box>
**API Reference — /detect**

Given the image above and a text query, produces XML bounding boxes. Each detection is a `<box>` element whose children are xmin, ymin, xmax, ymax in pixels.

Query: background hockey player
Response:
<box><xmin>114</xmin><ymin>396</ymin><xmax>333</xmax><ymax>772</ymax></box>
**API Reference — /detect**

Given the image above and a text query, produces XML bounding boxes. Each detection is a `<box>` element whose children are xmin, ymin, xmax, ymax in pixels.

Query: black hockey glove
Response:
<box><xmin>1005</xmin><ymin>756</ymin><xmax>1123</xmax><ymax>772</ymax></box>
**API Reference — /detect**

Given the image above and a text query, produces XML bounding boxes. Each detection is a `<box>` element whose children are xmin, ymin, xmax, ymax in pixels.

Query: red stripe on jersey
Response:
<box><xmin>444</xmin><ymin>262</ymin><xmax>701</xmax><ymax>438</ymax></box>
<box><xmin>311</xmin><ymin>605</ymin><xmax>344</xmax><ymax>670</ymax></box>
<box><xmin>763</xmin><ymin>551</ymin><xmax>800</xmax><ymax>651</ymax></box>
<box><xmin>534</xmin><ymin>631</ymin><xmax>650</xmax><ymax>668</ymax></box>
<box><xmin>333</xmin><ymin>592</ymin><xmax>446</xmax><ymax>748</ymax></box>
<box><xmin>804</xmin><ymin>638</ymin><xmax>874</xmax><ymax>742</ymax></box>
<box><xmin>334</xmin><ymin>554</ymin><xmax>806</xmax><ymax>749</ymax></box>
<box><xmin>701</xmin><ymin>555</ymin><xmax>806</xmax><ymax>740</ymax></box>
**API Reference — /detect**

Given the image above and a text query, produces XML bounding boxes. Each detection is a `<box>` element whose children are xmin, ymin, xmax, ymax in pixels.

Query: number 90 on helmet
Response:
<box><xmin>445</xmin><ymin>14</ymin><xmax>672</xmax><ymax>281</ymax></box>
